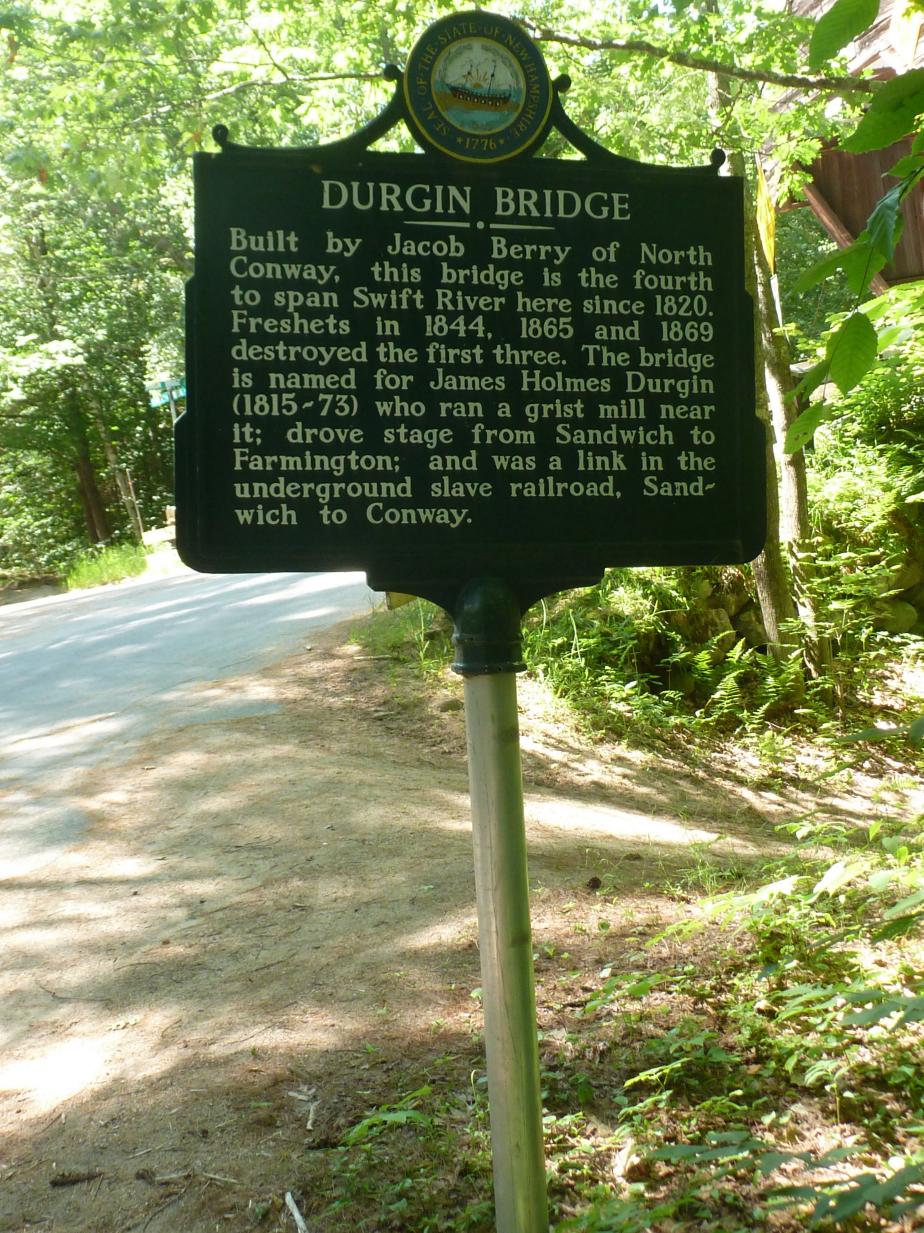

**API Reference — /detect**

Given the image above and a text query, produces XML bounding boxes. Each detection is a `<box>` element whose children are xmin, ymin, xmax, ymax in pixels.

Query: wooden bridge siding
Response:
<box><xmin>810</xmin><ymin>138</ymin><xmax>924</xmax><ymax>283</ymax></box>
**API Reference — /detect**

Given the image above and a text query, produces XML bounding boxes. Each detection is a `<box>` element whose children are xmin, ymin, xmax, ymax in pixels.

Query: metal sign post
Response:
<box><xmin>453</xmin><ymin>579</ymin><xmax>547</xmax><ymax>1233</ymax></box>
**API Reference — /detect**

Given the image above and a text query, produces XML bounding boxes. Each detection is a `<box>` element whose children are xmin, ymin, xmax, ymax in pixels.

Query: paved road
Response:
<box><xmin>0</xmin><ymin>568</ymin><xmax>377</xmax><ymax>879</ymax></box>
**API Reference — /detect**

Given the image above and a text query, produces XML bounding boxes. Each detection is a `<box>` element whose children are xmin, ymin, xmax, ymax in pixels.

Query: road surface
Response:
<box><xmin>0</xmin><ymin>568</ymin><xmax>377</xmax><ymax>879</ymax></box>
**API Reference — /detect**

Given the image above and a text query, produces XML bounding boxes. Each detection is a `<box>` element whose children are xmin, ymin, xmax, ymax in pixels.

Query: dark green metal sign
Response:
<box><xmin>178</xmin><ymin>18</ymin><xmax>765</xmax><ymax>611</ymax></box>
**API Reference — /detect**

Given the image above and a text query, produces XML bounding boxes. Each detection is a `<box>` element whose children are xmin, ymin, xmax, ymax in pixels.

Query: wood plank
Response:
<box><xmin>801</xmin><ymin>182</ymin><xmax>892</xmax><ymax>294</ymax></box>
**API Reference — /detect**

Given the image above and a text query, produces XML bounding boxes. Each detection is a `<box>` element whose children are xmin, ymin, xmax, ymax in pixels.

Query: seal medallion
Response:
<box><xmin>404</xmin><ymin>12</ymin><xmax>552</xmax><ymax>162</ymax></box>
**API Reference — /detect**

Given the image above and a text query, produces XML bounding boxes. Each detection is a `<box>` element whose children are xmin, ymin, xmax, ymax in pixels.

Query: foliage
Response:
<box><xmin>553</xmin><ymin>802</ymin><xmax>924</xmax><ymax>1230</ymax></box>
<box><xmin>777</xmin><ymin>309</ymin><xmax>924</xmax><ymax>671</ymax></box>
<box><xmin>350</xmin><ymin>596</ymin><xmax>453</xmax><ymax>678</ymax></box>
<box><xmin>807</xmin><ymin>0</ymin><xmax>880</xmax><ymax>72</ymax></box>
<box><xmin>64</xmin><ymin>541</ymin><xmax>148</xmax><ymax>590</ymax></box>
<box><xmin>786</xmin><ymin>286</ymin><xmax>924</xmax><ymax>455</ymax></box>
<box><xmin>0</xmin><ymin>450</ymin><xmax>86</xmax><ymax>577</ymax></box>
<box><xmin>523</xmin><ymin>568</ymin><xmax>688</xmax><ymax>736</ymax></box>
<box><xmin>776</xmin><ymin>209</ymin><xmax>856</xmax><ymax>339</ymax></box>
<box><xmin>519</xmin><ymin>563</ymin><xmax>916</xmax><ymax>741</ymax></box>
<box><xmin>320</xmin><ymin>1071</ymin><xmax>495</xmax><ymax>1232</ymax></box>
<box><xmin>786</xmin><ymin>0</ymin><xmax>924</xmax><ymax>429</ymax></box>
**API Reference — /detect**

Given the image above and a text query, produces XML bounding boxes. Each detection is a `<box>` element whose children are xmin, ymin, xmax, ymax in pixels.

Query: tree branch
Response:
<box><xmin>523</xmin><ymin>23</ymin><xmax>878</xmax><ymax>97</ymax></box>
<box><xmin>128</xmin><ymin>71</ymin><xmax>386</xmax><ymax>126</ymax></box>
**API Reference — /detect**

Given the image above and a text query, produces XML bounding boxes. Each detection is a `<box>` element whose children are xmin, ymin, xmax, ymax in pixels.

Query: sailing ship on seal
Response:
<box><xmin>446</xmin><ymin>61</ymin><xmax>513</xmax><ymax>109</ymax></box>
<box><xmin>433</xmin><ymin>43</ymin><xmax>523</xmax><ymax>129</ymax></box>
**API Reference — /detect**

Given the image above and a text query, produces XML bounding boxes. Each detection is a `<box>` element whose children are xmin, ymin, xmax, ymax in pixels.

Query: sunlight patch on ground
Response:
<box><xmin>526</xmin><ymin>795</ymin><xmax>722</xmax><ymax>848</ymax></box>
<box><xmin>3</xmin><ymin>713</ymin><xmax>122</xmax><ymax>759</ymax></box>
<box><xmin>0</xmin><ymin>1035</ymin><xmax>112</xmax><ymax>1110</ymax></box>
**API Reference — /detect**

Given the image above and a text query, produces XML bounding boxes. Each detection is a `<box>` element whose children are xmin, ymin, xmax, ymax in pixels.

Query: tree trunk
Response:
<box><xmin>752</xmin><ymin>183</ymin><xmax>834</xmax><ymax>678</ymax></box>
<box><xmin>750</xmin><ymin>430</ymin><xmax>798</xmax><ymax>651</ymax></box>
<box><xmin>735</xmin><ymin>154</ymin><xmax>799</xmax><ymax>657</ymax></box>
<box><xmin>708</xmin><ymin>61</ymin><xmax>799</xmax><ymax>659</ymax></box>
<box><xmin>92</xmin><ymin>403</ymin><xmax>145</xmax><ymax>543</ymax></box>
<box><xmin>74</xmin><ymin>450</ymin><xmax>111</xmax><ymax>543</ymax></box>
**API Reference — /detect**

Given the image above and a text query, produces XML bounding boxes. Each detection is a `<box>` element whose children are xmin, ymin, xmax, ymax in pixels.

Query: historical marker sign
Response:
<box><xmin>177</xmin><ymin>15</ymin><xmax>765</xmax><ymax>610</ymax></box>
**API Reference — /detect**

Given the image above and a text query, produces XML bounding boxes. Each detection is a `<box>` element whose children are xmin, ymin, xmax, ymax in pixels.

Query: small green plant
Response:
<box><xmin>320</xmin><ymin>1078</ymin><xmax>495</xmax><ymax>1232</ymax></box>
<box><xmin>64</xmin><ymin>541</ymin><xmax>148</xmax><ymax>589</ymax></box>
<box><xmin>342</xmin><ymin>1085</ymin><xmax>433</xmax><ymax>1144</ymax></box>
<box><xmin>351</xmin><ymin>598</ymin><xmax>452</xmax><ymax>676</ymax></box>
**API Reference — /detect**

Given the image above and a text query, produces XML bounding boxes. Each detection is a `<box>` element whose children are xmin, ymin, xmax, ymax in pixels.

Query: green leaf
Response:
<box><xmin>843</xmin><ymin>986</ymin><xmax>888</xmax><ymax>1005</ymax></box>
<box><xmin>827</xmin><ymin>312</ymin><xmax>878</xmax><ymax>395</ymax></box>
<box><xmin>885</xmin><ymin>888</ymin><xmax>924</xmax><ymax>918</ymax></box>
<box><xmin>866</xmin><ymin>185</ymin><xmax>905</xmax><ymax>261</ymax></box>
<box><xmin>885</xmin><ymin>152</ymin><xmax>924</xmax><ymax>178</ymax></box>
<box><xmin>344</xmin><ymin>1105</ymin><xmax>430</xmax><ymax>1143</ymax></box>
<box><xmin>791</xmin><ymin>357</ymin><xmax>833</xmax><ymax>404</ymax></box>
<box><xmin>874</xmin><ymin>324</ymin><xmax>911</xmax><ymax>350</ymax></box>
<box><xmin>847</xmin><ymin>716</ymin><xmax>924</xmax><ymax>746</ymax></box>
<box><xmin>843</xmin><ymin>995</ymin><xmax>924</xmax><ymax>1025</ymax></box>
<box><xmin>817</xmin><ymin>1164</ymin><xmax>924</xmax><ymax>1225</ymax></box>
<box><xmin>840</xmin><ymin>724</ymin><xmax>901</xmax><ymax>743</ymax></box>
<box><xmin>792</xmin><ymin>247</ymin><xmax>846</xmax><ymax>294</ymax></box>
<box><xmin>784</xmin><ymin>401</ymin><xmax>836</xmax><ymax>453</ymax></box>
<box><xmin>815</xmin><ymin>1173</ymin><xmax>881</xmax><ymax>1224</ymax></box>
<box><xmin>757</xmin><ymin>1151</ymin><xmax>803</xmax><ymax>1174</ymax></box>
<box><xmin>873</xmin><ymin>914</ymin><xmax>923</xmax><ymax>941</ymax></box>
<box><xmin>812</xmin><ymin>859</ymin><xmax>867</xmax><ymax>896</ymax></box>
<box><xmin>867</xmin><ymin>868</ymin><xmax>896</xmax><ymax>892</ymax></box>
<box><xmin>840</xmin><ymin>239</ymin><xmax>888</xmax><ymax>295</ymax></box>
<box><xmin>809</xmin><ymin>0</ymin><xmax>880</xmax><ymax>70</ymax></box>
<box><xmin>842</xmin><ymin>70</ymin><xmax>924</xmax><ymax>154</ymax></box>
<box><xmin>901</xmin><ymin>998</ymin><xmax>924</xmax><ymax>1022</ymax></box>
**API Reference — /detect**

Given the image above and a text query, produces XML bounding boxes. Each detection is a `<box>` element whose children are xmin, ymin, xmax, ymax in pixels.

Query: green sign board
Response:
<box><xmin>177</xmin><ymin>16</ymin><xmax>764</xmax><ymax>610</ymax></box>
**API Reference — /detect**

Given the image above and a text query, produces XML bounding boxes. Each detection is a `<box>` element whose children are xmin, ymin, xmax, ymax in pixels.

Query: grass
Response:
<box><xmin>350</xmin><ymin>596</ymin><xmax>454</xmax><ymax>677</ymax></box>
<box><xmin>64</xmin><ymin>541</ymin><xmax>149</xmax><ymax>590</ymax></box>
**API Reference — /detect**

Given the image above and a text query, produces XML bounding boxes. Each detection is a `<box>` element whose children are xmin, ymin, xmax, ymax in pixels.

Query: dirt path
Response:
<box><xmin>1</xmin><ymin>620</ymin><xmax>913</xmax><ymax>1232</ymax></box>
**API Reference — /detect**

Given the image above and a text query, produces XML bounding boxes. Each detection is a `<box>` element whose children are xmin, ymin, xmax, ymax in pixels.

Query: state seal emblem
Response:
<box><xmin>404</xmin><ymin>12</ymin><xmax>553</xmax><ymax>163</ymax></box>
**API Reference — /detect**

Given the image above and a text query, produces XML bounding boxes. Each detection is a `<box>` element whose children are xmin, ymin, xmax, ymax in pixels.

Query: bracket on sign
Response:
<box><xmin>211</xmin><ymin>62</ymin><xmax>725</xmax><ymax>178</ymax></box>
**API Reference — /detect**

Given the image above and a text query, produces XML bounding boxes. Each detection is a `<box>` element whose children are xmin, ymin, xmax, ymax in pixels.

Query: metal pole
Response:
<box><xmin>454</xmin><ymin>579</ymin><xmax>549</xmax><ymax>1233</ymax></box>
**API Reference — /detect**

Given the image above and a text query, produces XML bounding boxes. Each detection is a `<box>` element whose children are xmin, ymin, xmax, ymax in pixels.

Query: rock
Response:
<box><xmin>669</xmin><ymin>610</ymin><xmax>696</xmax><ymax>640</ymax></box>
<box><xmin>872</xmin><ymin>600</ymin><xmax>919</xmax><ymax>634</ymax></box>
<box><xmin>700</xmin><ymin>608</ymin><xmax>737</xmax><ymax>662</ymax></box>
<box><xmin>892</xmin><ymin>559</ymin><xmax>924</xmax><ymax>595</ymax></box>
<box><xmin>733</xmin><ymin>606</ymin><xmax>768</xmax><ymax>648</ymax></box>
<box><xmin>903</xmin><ymin>582</ymin><xmax>924</xmax><ymax>611</ymax></box>
<box><xmin>435</xmin><ymin>697</ymin><xmax>464</xmax><ymax>713</ymax></box>
<box><xmin>707</xmin><ymin>579</ymin><xmax>752</xmax><ymax>617</ymax></box>
<box><xmin>873</xmin><ymin>557</ymin><xmax>924</xmax><ymax>597</ymax></box>
<box><xmin>668</xmin><ymin>606</ymin><xmax>736</xmax><ymax>660</ymax></box>
<box><xmin>691</xmin><ymin>577</ymin><xmax>714</xmax><ymax>600</ymax></box>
